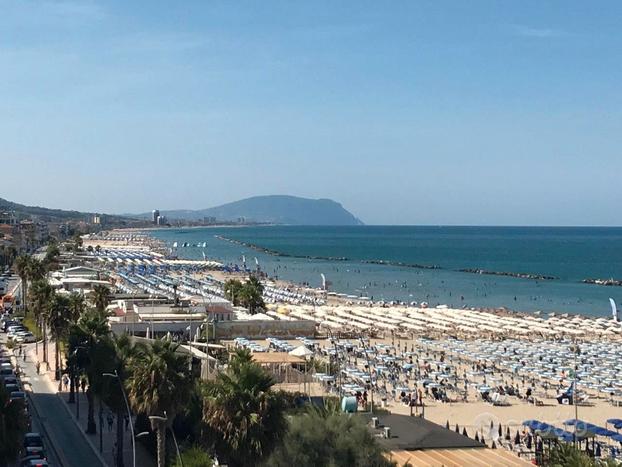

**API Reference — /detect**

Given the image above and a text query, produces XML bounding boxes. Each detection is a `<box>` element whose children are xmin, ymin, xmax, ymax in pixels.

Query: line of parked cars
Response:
<box><xmin>1</xmin><ymin>337</ymin><xmax>49</xmax><ymax>465</ymax></box>
<box><xmin>1</xmin><ymin>314</ymin><xmax>36</xmax><ymax>343</ymax></box>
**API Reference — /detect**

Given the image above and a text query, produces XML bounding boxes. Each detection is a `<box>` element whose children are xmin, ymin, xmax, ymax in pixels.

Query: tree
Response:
<box><xmin>98</xmin><ymin>335</ymin><xmax>131</xmax><ymax>467</ymax></box>
<box><xmin>28</xmin><ymin>279</ymin><xmax>54</xmax><ymax>363</ymax></box>
<box><xmin>0</xmin><ymin>386</ymin><xmax>28</xmax><ymax>467</ymax></box>
<box><xmin>68</xmin><ymin>308</ymin><xmax>111</xmax><ymax>434</ymax></box>
<box><xmin>44</xmin><ymin>241</ymin><xmax>61</xmax><ymax>270</ymax></box>
<box><xmin>73</xmin><ymin>234</ymin><xmax>83</xmax><ymax>252</ymax></box>
<box><xmin>126</xmin><ymin>340</ymin><xmax>192</xmax><ymax>467</ymax></box>
<box><xmin>0</xmin><ymin>245</ymin><xmax>17</xmax><ymax>269</ymax></box>
<box><xmin>15</xmin><ymin>255</ymin><xmax>31</xmax><ymax>313</ymax></box>
<box><xmin>265</xmin><ymin>404</ymin><xmax>395</xmax><ymax>467</ymax></box>
<box><xmin>67</xmin><ymin>292</ymin><xmax>86</xmax><ymax>319</ymax></box>
<box><xmin>172</xmin><ymin>446</ymin><xmax>213</xmax><ymax>467</ymax></box>
<box><xmin>202</xmin><ymin>348</ymin><xmax>287</xmax><ymax>467</ymax></box>
<box><xmin>27</xmin><ymin>258</ymin><xmax>46</xmax><ymax>283</ymax></box>
<box><xmin>546</xmin><ymin>443</ymin><xmax>617</xmax><ymax>467</ymax></box>
<box><xmin>92</xmin><ymin>284</ymin><xmax>110</xmax><ymax>312</ymax></box>
<box><xmin>239</xmin><ymin>276</ymin><xmax>265</xmax><ymax>314</ymax></box>
<box><xmin>46</xmin><ymin>293</ymin><xmax>73</xmax><ymax>384</ymax></box>
<box><xmin>223</xmin><ymin>279</ymin><xmax>243</xmax><ymax>306</ymax></box>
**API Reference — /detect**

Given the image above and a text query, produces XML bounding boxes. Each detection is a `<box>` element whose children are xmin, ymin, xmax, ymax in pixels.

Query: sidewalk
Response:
<box><xmin>30</xmin><ymin>340</ymin><xmax>155</xmax><ymax>467</ymax></box>
<box><xmin>13</xmin><ymin>341</ymin><xmax>104</xmax><ymax>467</ymax></box>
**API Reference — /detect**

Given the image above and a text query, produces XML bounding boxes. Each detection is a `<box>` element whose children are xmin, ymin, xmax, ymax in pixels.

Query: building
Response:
<box><xmin>0</xmin><ymin>211</ymin><xmax>17</xmax><ymax>226</ymax></box>
<box><xmin>108</xmin><ymin>298</ymin><xmax>207</xmax><ymax>337</ymax></box>
<box><xmin>156</xmin><ymin>215</ymin><xmax>167</xmax><ymax>226</ymax></box>
<box><xmin>152</xmin><ymin>209</ymin><xmax>160</xmax><ymax>224</ymax></box>
<box><xmin>363</xmin><ymin>414</ymin><xmax>532</xmax><ymax>467</ymax></box>
<box><xmin>17</xmin><ymin>220</ymin><xmax>49</xmax><ymax>252</ymax></box>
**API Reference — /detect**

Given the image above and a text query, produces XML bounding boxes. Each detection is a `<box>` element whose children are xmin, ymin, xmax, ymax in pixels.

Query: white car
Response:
<box><xmin>8</xmin><ymin>330</ymin><xmax>29</xmax><ymax>342</ymax></box>
<box><xmin>15</xmin><ymin>332</ymin><xmax>36</xmax><ymax>344</ymax></box>
<box><xmin>7</xmin><ymin>325</ymin><xmax>25</xmax><ymax>334</ymax></box>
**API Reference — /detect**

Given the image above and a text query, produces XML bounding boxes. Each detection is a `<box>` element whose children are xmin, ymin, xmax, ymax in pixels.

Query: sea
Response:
<box><xmin>149</xmin><ymin>226</ymin><xmax>622</xmax><ymax>317</ymax></box>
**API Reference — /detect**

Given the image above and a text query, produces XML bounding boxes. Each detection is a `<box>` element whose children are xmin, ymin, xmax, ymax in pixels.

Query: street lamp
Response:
<box><xmin>148</xmin><ymin>412</ymin><xmax>183</xmax><ymax>467</ymax></box>
<box><xmin>570</xmin><ymin>341</ymin><xmax>581</xmax><ymax>448</ymax></box>
<box><xmin>103</xmin><ymin>370</ymin><xmax>136</xmax><ymax>467</ymax></box>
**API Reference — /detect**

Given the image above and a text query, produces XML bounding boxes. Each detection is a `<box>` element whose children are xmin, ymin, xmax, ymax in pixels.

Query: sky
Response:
<box><xmin>1</xmin><ymin>1</ymin><xmax>621</xmax><ymax>225</ymax></box>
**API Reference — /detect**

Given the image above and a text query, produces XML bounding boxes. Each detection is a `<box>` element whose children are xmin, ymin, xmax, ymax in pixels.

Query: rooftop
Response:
<box><xmin>362</xmin><ymin>414</ymin><xmax>482</xmax><ymax>451</ymax></box>
<box><xmin>389</xmin><ymin>447</ymin><xmax>532</xmax><ymax>466</ymax></box>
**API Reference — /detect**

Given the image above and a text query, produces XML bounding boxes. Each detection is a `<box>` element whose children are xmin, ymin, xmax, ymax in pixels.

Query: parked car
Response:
<box><xmin>19</xmin><ymin>454</ymin><xmax>47</xmax><ymax>467</ymax></box>
<box><xmin>3</xmin><ymin>321</ymin><xmax>20</xmax><ymax>332</ymax></box>
<box><xmin>4</xmin><ymin>383</ymin><xmax>19</xmax><ymax>393</ymax></box>
<box><xmin>22</xmin><ymin>460</ymin><xmax>48</xmax><ymax>467</ymax></box>
<box><xmin>7</xmin><ymin>326</ymin><xmax>27</xmax><ymax>338</ymax></box>
<box><xmin>15</xmin><ymin>332</ymin><xmax>36</xmax><ymax>344</ymax></box>
<box><xmin>0</xmin><ymin>367</ymin><xmax>15</xmax><ymax>378</ymax></box>
<box><xmin>11</xmin><ymin>391</ymin><xmax>26</xmax><ymax>402</ymax></box>
<box><xmin>2</xmin><ymin>375</ymin><xmax>19</xmax><ymax>386</ymax></box>
<box><xmin>23</xmin><ymin>433</ymin><xmax>44</xmax><ymax>457</ymax></box>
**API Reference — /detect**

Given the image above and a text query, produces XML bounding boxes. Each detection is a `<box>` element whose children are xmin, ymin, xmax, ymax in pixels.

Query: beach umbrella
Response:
<box><xmin>455</xmin><ymin>424</ymin><xmax>460</xmax><ymax>433</ymax></box>
<box><xmin>506</xmin><ymin>427</ymin><xmax>511</xmax><ymax>440</ymax></box>
<box><xmin>491</xmin><ymin>420</ymin><xmax>494</xmax><ymax>429</ymax></box>
<box><xmin>514</xmin><ymin>431</ymin><xmax>521</xmax><ymax>445</ymax></box>
<box><xmin>446</xmin><ymin>420</ymin><xmax>450</xmax><ymax>430</ymax></box>
<box><xmin>491</xmin><ymin>441</ymin><xmax>497</xmax><ymax>449</ymax></box>
<box><xmin>498</xmin><ymin>424</ymin><xmax>502</xmax><ymax>437</ymax></box>
<box><xmin>481</xmin><ymin>435</ymin><xmax>485</xmax><ymax>445</ymax></box>
<box><xmin>463</xmin><ymin>427</ymin><xmax>468</xmax><ymax>437</ymax></box>
<box><xmin>475</xmin><ymin>432</ymin><xmax>480</xmax><ymax>442</ymax></box>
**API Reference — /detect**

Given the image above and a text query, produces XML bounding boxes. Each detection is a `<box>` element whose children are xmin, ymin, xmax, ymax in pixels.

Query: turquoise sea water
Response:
<box><xmin>150</xmin><ymin>226</ymin><xmax>622</xmax><ymax>316</ymax></box>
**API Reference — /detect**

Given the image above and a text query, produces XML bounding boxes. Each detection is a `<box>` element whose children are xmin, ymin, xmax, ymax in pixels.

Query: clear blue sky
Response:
<box><xmin>1</xmin><ymin>1</ymin><xmax>621</xmax><ymax>225</ymax></box>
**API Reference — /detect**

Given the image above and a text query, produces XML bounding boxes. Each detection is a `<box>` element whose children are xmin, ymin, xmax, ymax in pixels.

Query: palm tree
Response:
<box><xmin>102</xmin><ymin>333</ymin><xmax>136</xmax><ymax>467</ymax></box>
<box><xmin>27</xmin><ymin>257</ymin><xmax>46</xmax><ymax>283</ymax></box>
<box><xmin>68</xmin><ymin>308</ymin><xmax>111</xmax><ymax>434</ymax></box>
<box><xmin>14</xmin><ymin>255</ymin><xmax>30</xmax><ymax>313</ymax></box>
<box><xmin>239</xmin><ymin>276</ymin><xmax>265</xmax><ymax>314</ymax></box>
<box><xmin>202</xmin><ymin>348</ymin><xmax>287</xmax><ymax>467</ymax></box>
<box><xmin>0</xmin><ymin>386</ymin><xmax>28</xmax><ymax>467</ymax></box>
<box><xmin>47</xmin><ymin>293</ymin><xmax>81</xmax><ymax>387</ymax></box>
<box><xmin>28</xmin><ymin>279</ymin><xmax>54</xmax><ymax>364</ymax></box>
<box><xmin>223</xmin><ymin>279</ymin><xmax>243</xmax><ymax>306</ymax></box>
<box><xmin>96</xmin><ymin>335</ymin><xmax>130</xmax><ymax>467</ymax></box>
<box><xmin>126</xmin><ymin>340</ymin><xmax>192</xmax><ymax>467</ymax></box>
<box><xmin>92</xmin><ymin>284</ymin><xmax>110</xmax><ymax>312</ymax></box>
<box><xmin>44</xmin><ymin>241</ymin><xmax>61</xmax><ymax>270</ymax></box>
<box><xmin>67</xmin><ymin>292</ymin><xmax>86</xmax><ymax>319</ymax></box>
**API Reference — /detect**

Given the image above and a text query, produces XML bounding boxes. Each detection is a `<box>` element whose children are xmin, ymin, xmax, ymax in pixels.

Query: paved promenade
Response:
<box><xmin>22</xmin><ymin>341</ymin><xmax>154</xmax><ymax>467</ymax></box>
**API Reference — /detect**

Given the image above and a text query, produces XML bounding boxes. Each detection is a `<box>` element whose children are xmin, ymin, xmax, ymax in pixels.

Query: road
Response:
<box><xmin>2</xmin><ymin>333</ymin><xmax>105</xmax><ymax>467</ymax></box>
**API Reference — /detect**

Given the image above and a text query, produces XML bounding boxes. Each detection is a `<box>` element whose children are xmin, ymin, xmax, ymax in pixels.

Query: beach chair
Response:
<box><xmin>492</xmin><ymin>394</ymin><xmax>510</xmax><ymax>406</ymax></box>
<box><xmin>577</xmin><ymin>394</ymin><xmax>592</xmax><ymax>406</ymax></box>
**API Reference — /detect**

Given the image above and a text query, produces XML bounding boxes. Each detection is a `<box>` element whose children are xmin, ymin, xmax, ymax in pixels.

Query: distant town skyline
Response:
<box><xmin>1</xmin><ymin>1</ymin><xmax>621</xmax><ymax>226</ymax></box>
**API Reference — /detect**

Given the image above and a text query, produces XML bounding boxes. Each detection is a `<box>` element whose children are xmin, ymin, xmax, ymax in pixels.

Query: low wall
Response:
<box><xmin>214</xmin><ymin>319</ymin><xmax>316</xmax><ymax>339</ymax></box>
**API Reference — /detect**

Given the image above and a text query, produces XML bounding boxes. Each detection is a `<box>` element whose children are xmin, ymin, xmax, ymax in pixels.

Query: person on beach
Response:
<box><xmin>36</xmin><ymin>361</ymin><xmax>40</xmax><ymax>374</ymax></box>
<box><xmin>62</xmin><ymin>374</ymin><xmax>69</xmax><ymax>391</ymax></box>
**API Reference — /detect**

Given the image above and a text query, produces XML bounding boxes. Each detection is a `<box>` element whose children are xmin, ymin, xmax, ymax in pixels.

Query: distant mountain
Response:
<box><xmin>137</xmin><ymin>195</ymin><xmax>364</xmax><ymax>226</ymax></box>
<box><xmin>0</xmin><ymin>197</ymin><xmax>132</xmax><ymax>224</ymax></box>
